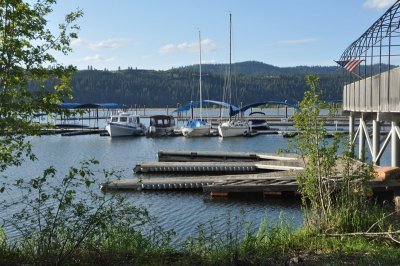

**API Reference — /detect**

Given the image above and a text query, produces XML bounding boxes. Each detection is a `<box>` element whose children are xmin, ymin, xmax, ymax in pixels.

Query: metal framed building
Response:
<box><xmin>339</xmin><ymin>0</ymin><xmax>400</xmax><ymax>166</ymax></box>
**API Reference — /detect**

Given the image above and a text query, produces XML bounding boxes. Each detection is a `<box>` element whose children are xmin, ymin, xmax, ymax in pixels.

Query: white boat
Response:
<box><xmin>181</xmin><ymin>31</ymin><xmax>211</xmax><ymax>137</ymax></box>
<box><xmin>217</xmin><ymin>13</ymin><xmax>251</xmax><ymax>138</ymax></box>
<box><xmin>182</xmin><ymin>119</ymin><xmax>211</xmax><ymax>137</ymax></box>
<box><xmin>218</xmin><ymin>119</ymin><xmax>251</xmax><ymax>137</ymax></box>
<box><xmin>105</xmin><ymin>112</ymin><xmax>145</xmax><ymax>137</ymax></box>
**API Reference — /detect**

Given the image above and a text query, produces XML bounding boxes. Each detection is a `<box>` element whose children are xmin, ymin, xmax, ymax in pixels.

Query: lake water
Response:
<box><xmin>2</xmin><ymin>109</ymin><xmax>393</xmax><ymax>241</ymax></box>
<box><xmin>1</xmin><ymin>132</ymin><xmax>304</xmax><ymax>240</ymax></box>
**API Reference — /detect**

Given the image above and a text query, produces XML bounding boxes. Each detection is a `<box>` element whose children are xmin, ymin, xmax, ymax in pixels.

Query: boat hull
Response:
<box><xmin>146</xmin><ymin>126</ymin><xmax>175</xmax><ymax>137</ymax></box>
<box><xmin>218</xmin><ymin>121</ymin><xmax>250</xmax><ymax>137</ymax></box>
<box><xmin>218</xmin><ymin>126</ymin><xmax>249</xmax><ymax>137</ymax></box>
<box><xmin>181</xmin><ymin>126</ymin><xmax>211</xmax><ymax>137</ymax></box>
<box><xmin>249</xmin><ymin>120</ymin><xmax>270</xmax><ymax>130</ymax></box>
<box><xmin>106</xmin><ymin>124</ymin><xmax>143</xmax><ymax>137</ymax></box>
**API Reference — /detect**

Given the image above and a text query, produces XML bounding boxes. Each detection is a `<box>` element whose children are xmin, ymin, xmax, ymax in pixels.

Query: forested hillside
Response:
<box><xmin>69</xmin><ymin>61</ymin><xmax>345</xmax><ymax>107</ymax></box>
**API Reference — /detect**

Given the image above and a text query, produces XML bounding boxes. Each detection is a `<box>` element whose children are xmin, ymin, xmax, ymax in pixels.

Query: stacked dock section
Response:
<box><xmin>101</xmin><ymin>150</ymin><xmax>305</xmax><ymax>198</ymax></box>
<box><xmin>101</xmin><ymin>150</ymin><xmax>400</xmax><ymax>201</ymax></box>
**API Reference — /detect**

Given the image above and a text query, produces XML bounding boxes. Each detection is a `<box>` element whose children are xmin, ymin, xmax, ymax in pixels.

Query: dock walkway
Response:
<box><xmin>101</xmin><ymin>150</ymin><xmax>400</xmax><ymax>200</ymax></box>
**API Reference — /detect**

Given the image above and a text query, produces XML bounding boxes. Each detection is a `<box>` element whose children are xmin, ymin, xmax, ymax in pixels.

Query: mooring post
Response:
<box><xmin>372</xmin><ymin>118</ymin><xmax>380</xmax><ymax>165</ymax></box>
<box><xmin>392</xmin><ymin>121</ymin><xmax>400</xmax><ymax>167</ymax></box>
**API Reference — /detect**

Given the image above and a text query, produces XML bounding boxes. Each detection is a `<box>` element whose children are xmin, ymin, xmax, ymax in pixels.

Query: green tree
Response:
<box><xmin>293</xmin><ymin>75</ymin><xmax>382</xmax><ymax>233</ymax></box>
<box><xmin>0</xmin><ymin>0</ymin><xmax>82</xmax><ymax>179</ymax></box>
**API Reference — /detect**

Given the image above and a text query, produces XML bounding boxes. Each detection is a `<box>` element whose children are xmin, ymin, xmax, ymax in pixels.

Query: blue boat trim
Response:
<box><xmin>184</xmin><ymin>119</ymin><xmax>209</xmax><ymax>128</ymax></box>
<box><xmin>108</xmin><ymin>123</ymin><xmax>137</xmax><ymax>130</ymax></box>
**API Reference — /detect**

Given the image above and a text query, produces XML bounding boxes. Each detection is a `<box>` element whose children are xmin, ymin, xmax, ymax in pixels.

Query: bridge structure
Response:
<box><xmin>339</xmin><ymin>0</ymin><xmax>400</xmax><ymax>166</ymax></box>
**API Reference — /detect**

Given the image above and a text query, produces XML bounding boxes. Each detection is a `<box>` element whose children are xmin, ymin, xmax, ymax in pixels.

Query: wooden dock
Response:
<box><xmin>101</xmin><ymin>150</ymin><xmax>400</xmax><ymax>201</ymax></box>
<box><xmin>102</xmin><ymin>150</ymin><xmax>305</xmax><ymax>196</ymax></box>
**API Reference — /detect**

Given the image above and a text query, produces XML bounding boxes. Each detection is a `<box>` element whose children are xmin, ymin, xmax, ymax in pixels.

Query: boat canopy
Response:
<box><xmin>231</xmin><ymin>101</ymin><xmax>300</xmax><ymax>116</ymax></box>
<box><xmin>59</xmin><ymin>103</ymin><xmax>128</xmax><ymax>109</ymax></box>
<box><xmin>173</xmin><ymin>100</ymin><xmax>239</xmax><ymax>113</ymax></box>
<box><xmin>150</xmin><ymin>115</ymin><xmax>175</xmax><ymax>127</ymax></box>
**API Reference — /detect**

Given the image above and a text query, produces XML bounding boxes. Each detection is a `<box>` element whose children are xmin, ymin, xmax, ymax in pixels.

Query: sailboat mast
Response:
<box><xmin>199</xmin><ymin>30</ymin><xmax>203</xmax><ymax>120</ymax></box>
<box><xmin>229</xmin><ymin>13</ymin><xmax>232</xmax><ymax>105</ymax></box>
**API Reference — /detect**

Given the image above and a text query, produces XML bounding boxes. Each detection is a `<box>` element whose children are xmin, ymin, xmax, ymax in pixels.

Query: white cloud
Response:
<box><xmin>72</xmin><ymin>38</ymin><xmax>130</xmax><ymax>50</ymax></box>
<box><xmin>82</xmin><ymin>54</ymin><xmax>114</xmax><ymax>62</ymax></box>
<box><xmin>276</xmin><ymin>38</ymin><xmax>317</xmax><ymax>45</ymax></box>
<box><xmin>158</xmin><ymin>39</ymin><xmax>216</xmax><ymax>54</ymax></box>
<box><xmin>362</xmin><ymin>0</ymin><xmax>396</xmax><ymax>9</ymax></box>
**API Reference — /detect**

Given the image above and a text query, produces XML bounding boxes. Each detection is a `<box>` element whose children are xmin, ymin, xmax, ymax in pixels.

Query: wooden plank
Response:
<box><xmin>374</xmin><ymin>166</ymin><xmax>400</xmax><ymax>181</ymax></box>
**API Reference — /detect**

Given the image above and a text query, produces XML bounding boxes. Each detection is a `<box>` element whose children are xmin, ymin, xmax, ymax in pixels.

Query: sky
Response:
<box><xmin>48</xmin><ymin>0</ymin><xmax>398</xmax><ymax>70</ymax></box>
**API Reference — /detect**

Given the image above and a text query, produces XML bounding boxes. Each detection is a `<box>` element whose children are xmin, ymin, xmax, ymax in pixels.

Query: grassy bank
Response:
<box><xmin>1</xmin><ymin>216</ymin><xmax>400</xmax><ymax>265</ymax></box>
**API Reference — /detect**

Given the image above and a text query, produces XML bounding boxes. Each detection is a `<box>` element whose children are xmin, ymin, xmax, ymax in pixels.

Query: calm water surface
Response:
<box><xmin>2</xmin><ymin>113</ymin><xmax>392</xmax><ymax>240</ymax></box>
<box><xmin>2</xmin><ymin>133</ymin><xmax>304</xmax><ymax>239</ymax></box>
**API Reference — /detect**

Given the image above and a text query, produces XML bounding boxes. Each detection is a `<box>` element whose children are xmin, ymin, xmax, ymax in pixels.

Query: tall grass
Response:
<box><xmin>2</xmin><ymin>210</ymin><xmax>400</xmax><ymax>265</ymax></box>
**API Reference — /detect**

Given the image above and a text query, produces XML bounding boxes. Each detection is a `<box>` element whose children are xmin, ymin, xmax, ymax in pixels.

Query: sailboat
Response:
<box><xmin>218</xmin><ymin>13</ymin><xmax>251</xmax><ymax>138</ymax></box>
<box><xmin>181</xmin><ymin>31</ymin><xmax>212</xmax><ymax>137</ymax></box>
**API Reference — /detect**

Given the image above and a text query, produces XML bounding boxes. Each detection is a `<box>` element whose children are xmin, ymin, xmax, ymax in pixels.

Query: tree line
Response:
<box><xmin>65</xmin><ymin>61</ymin><xmax>346</xmax><ymax>107</ymax></box>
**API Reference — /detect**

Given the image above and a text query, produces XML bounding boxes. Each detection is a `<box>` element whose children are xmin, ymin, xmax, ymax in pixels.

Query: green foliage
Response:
<box><xmin>0</xmin><ymin>0</ymin><xmax>82</xmax><ymax>177</ymax></box>
<box><xmin>292</xmin><ymin>75</ymin><xmax>391</xmax><ymax>234</ymax></box>
<box><xmin>292</xmin><ymin>75</ymin><xmax>339</xmax><ymax>228</ymax></box>
<box><xmin>2</xmin><ymin>159</ymin><xmax>159</xmax><ymax>264</ymax></box>
<box><xmin>57</xmin><ymin>64</ymin><xmax>344</xmax><ymax>107</ymax></box>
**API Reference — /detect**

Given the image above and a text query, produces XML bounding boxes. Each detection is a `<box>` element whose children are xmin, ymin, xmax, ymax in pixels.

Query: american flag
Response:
<box><xmin>335</xmin><ymin>59</ymin><xmax>363</xmax><ymax>73</ymax></box>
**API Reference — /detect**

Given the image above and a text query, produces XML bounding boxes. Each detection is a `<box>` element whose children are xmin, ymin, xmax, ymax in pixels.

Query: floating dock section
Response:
<box><xmin>101</xmin><ymin>150</ymin><xmax>305</xmax><ymax>197</ymax></box>
<box><xmin>157</xmin><ymin>150</ymin><xmax>298</xmax><ymax>162</ymax></box>
<box><xmin>100</xmin><ymin>150</ymin><xmax>400</xmax><ymax>202</ymax></box>
<box><xmin>134</xmin><ymin>160</ymin><xmax>303</xmax><ymax>174</ymax></box>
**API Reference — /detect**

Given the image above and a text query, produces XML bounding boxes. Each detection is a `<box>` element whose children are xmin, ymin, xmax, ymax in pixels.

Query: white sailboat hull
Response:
<box><xmin>181</xmin><ymin>125</ymin><xmax>211</xmax><ymax>137</ymax></box>
<box><xmin>218</xmin><ymin>121</ymin><xmax>250</xmax><ymax>138</ymax></box>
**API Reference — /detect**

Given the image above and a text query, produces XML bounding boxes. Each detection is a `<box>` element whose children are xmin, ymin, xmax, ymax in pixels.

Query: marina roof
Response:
<box><xmin>59</xmin><ymin>103</ymin><xmax>128</xmax><ymax>109</ymax></box>
<box><xmin>173</xmin><ymin>100</ymin><xmax>239</xmax><ymax>113</ymax></box>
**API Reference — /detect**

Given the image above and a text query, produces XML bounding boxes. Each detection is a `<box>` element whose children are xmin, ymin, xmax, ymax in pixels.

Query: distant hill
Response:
<box><xmin>67</xmin><ymin>61</ymin><xmax>345</xmax><ymax>107</ymax></box>
<box><xmin>180</xmin><ymin>61</ymin><xmax>338</xmax><ymax>75</ymax></box>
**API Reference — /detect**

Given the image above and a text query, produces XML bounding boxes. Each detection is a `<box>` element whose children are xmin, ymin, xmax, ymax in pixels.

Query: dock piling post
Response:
<box><xmin>349</xmin><ymin>112</ymin><xmax>354</xmax><ymax>154</ymax></box>
<box><xmin>359</xmin><ymin>116</ymin><xmax>365</xmax><ymax>161</ymax></box>
<box><xmin>392</xmin><ymin>121</ymin><xmax>400</xmax><ymax>167</ymax></box>
<box><xmin>373</xmin><ymin>118</ymin><xmax>380</xmax><ymax>165</ymax></box>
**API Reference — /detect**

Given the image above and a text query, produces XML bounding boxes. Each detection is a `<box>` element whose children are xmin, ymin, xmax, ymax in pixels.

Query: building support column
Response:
<box><xmin>359</xmin><ymin>116</ymin><xmax>365</xmax><ymax>161</ymax></box>
<box><xmin>372</xmin><ymin>119</ymin><xmax>380</xmax><ymax>165</ymax></box>
<box><xmin>349</xmin><ymin>112</ymin><xmax>354</xmax><ymax>154</ymax></box>
<box><xmin>392</xmin><ymin>121</ymin><xmax>400</xmax><ymax>167</ymax></box>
